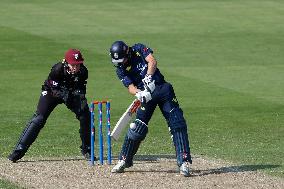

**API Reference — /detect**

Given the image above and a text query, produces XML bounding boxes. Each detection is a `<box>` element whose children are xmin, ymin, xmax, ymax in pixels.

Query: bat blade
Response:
<box><xmin>111</xmin><ymin>99</ymin><xmax>141</xmax><ymax>141</ymax></box>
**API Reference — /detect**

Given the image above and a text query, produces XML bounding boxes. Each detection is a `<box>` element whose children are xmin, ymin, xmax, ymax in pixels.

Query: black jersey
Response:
<box><xmin>42</xmin><ymin>62</ymin><xmax>88</xmax><ymax>94</ymax></box>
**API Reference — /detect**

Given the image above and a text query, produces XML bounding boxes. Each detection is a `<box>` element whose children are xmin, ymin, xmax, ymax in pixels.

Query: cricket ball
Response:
<box><xmin>130</xmin><ymin>122</ymin><xmax>136</xmax><ymax>129</ymax></box>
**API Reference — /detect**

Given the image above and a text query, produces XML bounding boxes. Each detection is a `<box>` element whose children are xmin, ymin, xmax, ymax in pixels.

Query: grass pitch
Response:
<box><xmin>0</xmin><ymin>1</ymin><xmax>283</xmax><ymax>186</ymax></box>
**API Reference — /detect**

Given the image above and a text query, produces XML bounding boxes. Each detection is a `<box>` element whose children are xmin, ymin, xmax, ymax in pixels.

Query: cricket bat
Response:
<box><xmin>111</xmin><ymin>99</ymin><xmax>141</xmax><ymax>141</ymax></box>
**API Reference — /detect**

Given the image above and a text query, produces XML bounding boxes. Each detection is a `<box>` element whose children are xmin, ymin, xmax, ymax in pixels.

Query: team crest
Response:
<box><xmin>114</xmin><ymin>53</ymin><xmax>119</xmax><ymax>59</ymax></box>
<box><xmin>52</xmin><ymin>81</ymin><xmax>58</xmax><ymax>86</ymax></box>
<box><xmin>42</xmin><ymin>91</ymin><xmax>47</xmax><ymax>96</ymax></box>
<box><xmin>74</xmin><ymin>53</ymin><xmax>79</xmax><ymax>60</ymax></box>
<box><xmin>137</xmin><ymin>63</ymin><xmax>147</xmax><ymax>75</ymax></box>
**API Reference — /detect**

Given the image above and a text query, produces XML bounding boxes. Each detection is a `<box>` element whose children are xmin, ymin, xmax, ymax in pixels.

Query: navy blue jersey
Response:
<box><xmin>115</xmin><ymin>43</ymin><xmax>165</xmax><ymax>90</ymax></box>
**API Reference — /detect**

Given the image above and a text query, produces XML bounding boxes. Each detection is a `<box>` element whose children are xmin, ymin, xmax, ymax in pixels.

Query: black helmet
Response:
<box><xmin>109</xmin><ymin>41</ymin><xmax>129</xmax><ymax>65</ymax></box>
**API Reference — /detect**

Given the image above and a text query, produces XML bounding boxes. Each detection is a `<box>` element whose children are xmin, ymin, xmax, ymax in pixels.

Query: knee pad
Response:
<box><xmin>76</xmin><ymin>105</ymin><xmax>90</xmax><ymax>119</ymax></box>
<box><xmin>77</xmin><ymin>110</ymin><xmax>90</xmax><ymax>123</ymax></box>
<box><xmin>17</xmin><ymin>113</ymin><xmax>45</xmax><ymax>148</ymax></box>
<box><xmin>31</xmin><ymin>112</ymin><xmax>45</xmax><ymax>126</ymax></box>
<box><xmin>127</xmin><ymin>119</ymin><xmax>148</xmax><ymax>141</ymax></box>
<box><xmin>168</xmin><ymin>108</ymin><xmax>187</xmax><ymax>133</ymax></box>
<box><xmin>77</xmin><ymin>108</ymin><xmax>90</xmax><ymax>131</ymax></box>
<box><xmin>78</xmin><ymin>110</ymin><xmax>91</xmax><ymax>146</ymax></box>
<box><xmin>25</xmin><ymin>113</ymin><xmax>45</xmax><ymax>133</ymax></box>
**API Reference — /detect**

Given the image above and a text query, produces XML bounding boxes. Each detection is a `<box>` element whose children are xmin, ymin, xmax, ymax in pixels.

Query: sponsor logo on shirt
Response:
<box><xmin>42</xmin><ymin>91</ymin><xmax>47</xmax><ymax>96</ymax></box>
<box><xmin>137</xmin><ymin>63</ymin><xmax>147</xmax><ymax>76</ymax></box>
<box><xmin>52</xmin><ymin>81</ymin><xmax>58</xmax><ymax>86</ymax></box>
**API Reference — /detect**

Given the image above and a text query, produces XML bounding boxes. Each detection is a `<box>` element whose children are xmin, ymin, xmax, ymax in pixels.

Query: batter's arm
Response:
<box><xmin>145</xmin><ymin>53</ymin><xmax>157</xmax><ymax>75</ymax></box>
<box><xmin>128</xmin><ymin>84</ymin><xmax>141</xmax><ymax>95</ymax></box>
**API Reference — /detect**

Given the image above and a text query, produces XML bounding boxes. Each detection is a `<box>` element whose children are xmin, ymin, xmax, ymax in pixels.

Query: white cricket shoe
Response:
<box><xmin>111</xmin><ymin>160</ymin><xmax>126</xmax><ymax>173</ymax></box>
<box><xmin>179</xmin><ymin>162</ymin><xmax>190</xmax><ymax>177</ymax></box>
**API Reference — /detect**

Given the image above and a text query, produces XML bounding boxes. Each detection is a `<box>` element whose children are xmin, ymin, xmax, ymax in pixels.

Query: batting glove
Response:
<box><xmin>135</xmin><ymin>90</ymin><xmax>152</xmax><ymax>103</ymax></box>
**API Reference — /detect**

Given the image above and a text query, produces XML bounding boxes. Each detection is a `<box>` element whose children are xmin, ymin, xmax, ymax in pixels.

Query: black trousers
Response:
<box><xmin>15</xmin><ymin>90</ymin><xmax>91</xmax><ymax>153</ymax></box>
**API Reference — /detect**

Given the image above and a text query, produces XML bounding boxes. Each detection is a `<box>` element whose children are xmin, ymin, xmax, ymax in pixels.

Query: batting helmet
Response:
<box><xmin>65</xmin><ymin>49</ymin><xmax>84</xmax><ymax>65</ymax></box>
<box><xmin>109</xmin><ymin>41</ymin><xmax>129</xmax><ymax>66</ymax></box>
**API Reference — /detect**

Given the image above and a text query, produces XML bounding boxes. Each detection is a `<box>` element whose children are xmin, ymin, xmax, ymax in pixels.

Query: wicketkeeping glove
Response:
<box><xmin>72</xmin><ymin>89</ymin><xmax>87</xmax><ymax>113</ymax></box>
<box><xmin>135</xmin><ymin>90</ymin><xmax>152</xmax><ymax>103</ymax></box>
<box><xmin>72</xmin><ymin>89</ymin><xmax>85</xmax><ymax>99</ymax></box>
<box><xmin>142</xmin><ymin>74</ymin><xmax>155</xmax><ymax>93</ymax></box>
<box><xmin>51</xmin><ymin>87</ymin><xmax>69</xmax><ymax>102</ymax></box>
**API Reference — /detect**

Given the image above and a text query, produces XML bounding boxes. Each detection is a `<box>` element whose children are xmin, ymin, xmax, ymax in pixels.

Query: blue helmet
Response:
<box><xmin>109</xmin><ymin>41</ymin><xmax>129</xmax><ymax>66</ymax></box>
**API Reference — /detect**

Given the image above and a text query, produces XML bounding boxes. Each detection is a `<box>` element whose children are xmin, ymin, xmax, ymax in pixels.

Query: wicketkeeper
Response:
<box><xmin>8</xmin><ymin>49</ymin><xmax>92</xmax><ymax>162</ymax></box>
<box><xmin>109</xmin><ymin>41</ymin><xmax>192</xmax><ymax>176</ymax></box>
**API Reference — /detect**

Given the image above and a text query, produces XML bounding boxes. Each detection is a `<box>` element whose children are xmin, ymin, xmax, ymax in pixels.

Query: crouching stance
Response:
<box><xmin>8</xmin><ymin>49</ymin><xmax>91</xmax><ymax>162</ymax></box>
<box><xmin>109</xmin><ymin>41</ymin><xmax>192</xmax><ymax>176</ymax></box>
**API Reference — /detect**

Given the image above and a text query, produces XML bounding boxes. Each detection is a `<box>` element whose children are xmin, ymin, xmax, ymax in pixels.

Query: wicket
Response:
<box><xmin>89</xmin><ymin>100</ymin><xmax>111</xmax><ymax>166</ymax></box>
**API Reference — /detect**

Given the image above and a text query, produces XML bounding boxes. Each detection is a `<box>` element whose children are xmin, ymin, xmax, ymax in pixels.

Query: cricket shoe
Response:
<box><xmin>8</xmin><ymin>144</ymin><xmax>28</xmax><ymax>163</ymax></box>
<box><xmin>8</xmin><ymin>151</ymin><xmax>25</xmax><ymax>163</ymax></box>
<box><xmin>81</xmin><ymin>146</ymin><xmax>94</xmax><ymax>160</ymax></box>
<box><xmin>111</xmin><ymin>160</ymin><xmax>130</xmax><ymax>173</ymax></box>
<box><xmin>179</xmin><ymin>162</ymin><xmax>191</xmax><ymax>177</ymax></box>
<box><xmin>82</xmin><ymin>152</ymin><xmax>91</xmax><ymax>160</ymax></box>
<box><xmin>8</xmin><ymin>151</ymin><xmax>23</xmax><ymax>163</ymax></box>
<box><xmin>81</xmin><ymin>151</ymin><xmax>97</xmax><ymax>161</ymax></box>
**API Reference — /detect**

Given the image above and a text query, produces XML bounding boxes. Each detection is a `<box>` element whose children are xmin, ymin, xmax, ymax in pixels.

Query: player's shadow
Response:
<box><xmin>134</xmin><ymin>154</ymin><xmax>176</xmax><ymax>161</ymax></box>
<box><xmin>17</xmin><ymin>155</ymin><xmax>152</xmax><ymax>163</ymax></box>
<box><xmin>13</xmin><ymin>157</ymin><xmax>86</xmax><ymax>163</ymax></box>
<box><xmin>12</xmin><ymin>155</ymin><xmax>280</xmax><ymax>177</ymax></box>
<box><xmin>191</xmin><ymin>164</ymin><xmax>280</xmax><ymax>177</ymax></box>
<box><xmin>130</xmin><ymin>155</ymin><xmax>280</xmax><ymax>176</ymax></box>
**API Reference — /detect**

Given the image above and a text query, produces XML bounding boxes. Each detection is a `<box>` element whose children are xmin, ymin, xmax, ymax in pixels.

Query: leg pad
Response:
<box><xmin>168</xmin><ymin>108</ymin><xmax>192</xmax><ymax>165</ymax></box>
<box><xmin>118</xmin><ymin>119</ymin><xmax>148</xmax><ymax>166</ymax></box>
<box><xmin>127</xmin><ymin>119</ymin><xmax>148</xmax><ymax>141</ymax></box>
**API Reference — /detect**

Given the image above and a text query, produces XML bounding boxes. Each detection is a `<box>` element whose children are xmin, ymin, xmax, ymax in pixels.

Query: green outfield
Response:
<box><xmin>0</xmin><ymin>179</ymin><xmax>24</xmax><ymax>189</ymax></box>
<box><xmin>0</xmin><ymin>0</ymin><xmax>283</xmax><ymax>187</ymax></box>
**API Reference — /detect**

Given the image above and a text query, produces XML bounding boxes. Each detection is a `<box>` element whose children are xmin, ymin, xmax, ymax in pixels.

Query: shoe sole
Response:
<box><xmin>111</xmin><ymin>169</ymin><xmax>125</xmax><ymax>173</ymax></box>
<box><xmin>180</xmin><ymin>171</ymin><xmax>190</xmax><ymax>177</ymax></box>
<box><xmin>8</xmin><ymin>158</ymin><xmax>18</xmax><ymax>163</ymax></box>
